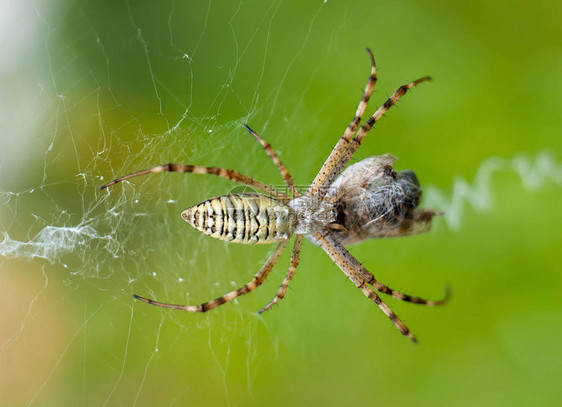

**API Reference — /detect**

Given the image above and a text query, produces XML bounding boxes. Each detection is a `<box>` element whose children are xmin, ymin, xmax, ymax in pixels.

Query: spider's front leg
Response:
<box><xmin>315</xmin><ymin>232</ymin><xmax>418</xmax><ymax>342</ymax></box>
<box><xmin>323</xmin><ymin>75</ymin><xmax>431</xmax><ymax>188</ymax></box>
<box><xmin>308</xmin><ymin>48</ymin><xmax>377</xmax><ymax>197</ymax></box>
<box><xmin>323</xmin><ymin>231</ymin><xmax>448</xmax><ymax>306</ymax></box>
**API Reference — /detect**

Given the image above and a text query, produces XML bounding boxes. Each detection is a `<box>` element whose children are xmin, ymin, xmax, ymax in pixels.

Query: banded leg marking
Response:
<box><xmin>315</xmin><ymin>232</ymin><xmax>419</xmax><ymax>342</ymax></box>
<box><xmin>357</xmin><ymin>281</ymin><xmax>417</xmax><ymax>342</ymax></box>
<box><xmin>308</xmin><ymin>48</ymin><xmax>377</xmax><ymax>196</ymax></box>
<box><xmin>244</xmin><ymin>125</ymin><xmax>301</xmax><ymax>198</ymax></box>
<box><xmin>323</xmin><ymin>76</ymin><xmax>431</xmax><ymax>189</ymax></box>
<box><xmin>100</xmin><ymin>163</ymin><xmax>290</xmax><ymax>202</ymax></box>
<box><xmin>259</xmin><ymin>235</ymin><xmax>303</xmax><ymax>313</ymax></box>
<box><xmin>133</xmin><ymin>240</ymin><xmax>289</xmax><ymax>312</ymax></box>
<box><xmin>320</xmin><ymin>233</ymin><xmax>448</xmax><ymax>306</ymax></box>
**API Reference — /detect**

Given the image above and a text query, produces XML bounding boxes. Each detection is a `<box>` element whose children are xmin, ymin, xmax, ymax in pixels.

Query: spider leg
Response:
<box><xmin>315</xmin><ymin>232</ymin><xmax>419</xmax><ymax>342</ymax></box>
<box><xmin>100</xmin><ymin>163</ymin><xmax>290</xmax><ymax>202</ymax></box>
<box><xmin>323</xmin><ymin>76</ymin><xmax>431</xmax><ymax>188</ymax></box>
<box><xmin>308</xmin><ymin>48</ymin><xmax>377</xmax><ymax>196</ymax></box>
<box><xmin>244</xmin><ymin>125</ymin><xmax>301</xmax><ymax>198</ymax></box>
<box><xmin>133</xmin><ymin>240</ymin><xmax>289</xmax><ymax>312</ymax></box>
<box><xmin>357</xmin><ymin>281</ymin><xmax>417</xmax><ymax>342</ymax></box>
<box><xmin>258</xmin><ymin>235</ymin><xmax>303</xmax><ymax>314</ymax></box>
<box><xmin>319</xmin><ymin>232</ymin><xmax>448</xmax><ymax>305</ymax></box>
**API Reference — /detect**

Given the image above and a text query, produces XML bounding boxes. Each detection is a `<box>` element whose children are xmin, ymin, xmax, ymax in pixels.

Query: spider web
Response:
<box><xmin>0</xmin><ymin>2</ymin><xmax>328</xmax><ymax>405</ymax></box>
<box><xmin>1</xmin><ymin>1</ymin><xmax>561</xmax><ymax>406</ymax></box>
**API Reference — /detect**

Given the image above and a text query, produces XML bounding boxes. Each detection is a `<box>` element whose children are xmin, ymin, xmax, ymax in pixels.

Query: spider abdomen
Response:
<box><xmin>181</xmin><ymin>193</ymin><xmax>295</xmax><ymax>244</ymax></box>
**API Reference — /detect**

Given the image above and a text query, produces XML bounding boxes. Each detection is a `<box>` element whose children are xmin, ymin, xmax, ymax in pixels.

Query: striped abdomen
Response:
<box><xmin>181</xmin><ymin>193</ymin><xmax>295</xmax><ymax>244</ymax></box>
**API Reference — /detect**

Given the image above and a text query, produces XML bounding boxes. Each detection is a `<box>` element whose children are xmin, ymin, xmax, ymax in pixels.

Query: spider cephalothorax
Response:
<box><xmin>101</xmin><ymin>49</ymin><xmax>447</xmax><ymax>342</ymax></box>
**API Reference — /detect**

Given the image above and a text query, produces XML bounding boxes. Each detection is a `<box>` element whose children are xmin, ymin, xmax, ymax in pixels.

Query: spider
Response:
<box><xmin>100</xmin><ymin>49</ymin><xmax>448</xmax><ymax>342</ymax></box>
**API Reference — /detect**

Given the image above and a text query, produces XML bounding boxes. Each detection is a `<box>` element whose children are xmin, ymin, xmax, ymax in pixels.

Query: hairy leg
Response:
<box><xmin>308</xmin><ymin>48</ymin><xmax>377</xmax><ymax>196</ymax></box>
<box><xmin>244</xmin><ymin>125</ymin><xmax>301</xmax><ymax>198</ymax></box>
<box><xmin>316</xmin><ymin>232</ymin><xmax>417</xmax><ymax>342</ymax></box>
<box><xmin>100</xmin><ymin>163</ymin><xmax>290</xmax><ymax>202</ymax></box>
<box><xmin>319</xmin><ymin>232</ymin><xmax>448</xmax><ymax>305</ymax></box>
<box><xmin>258</xmin><ymin>235</ymin><xmax>303</xmax><ymax>313</ymax></box>
<box><xmin>133</xmin><ymin>240</ymin><xmax>289</xmax><ymax>312</ymax></box>
<box><xmin>323</xmin><ymin>76</ymin><xmax>430</xmax><ymax>188</ymax></box>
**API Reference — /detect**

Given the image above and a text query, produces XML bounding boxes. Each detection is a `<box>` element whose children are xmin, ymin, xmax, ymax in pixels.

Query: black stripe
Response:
<box><xmin>208</xmin><ymin>201</ymin><xmax>215</xmax><ymax>234</ymax></box>
<box><xmin>202</xmin><ymin>203</ymin><xmax>209</xmax><ymax>231</ymax></box>
<box><xmin>254</xmin><ymin>203</ymin><xmax>261</xmax><ymax>241</ymax></box>
<box><xmin>212</xmin><ymin>296</ymin><xmax>227</xmax><ymax>307</ymax></box>
<box><xmin>241</xmin><ymin>200</ymin><xmax>247</xmax><ymax>242</ymax></box>
<box><xmin>230</xmin><ymin>196</ymin><xmax>237</xmax><ymax>239</ymax></box>
<box><xmin>264</xmin><ymin>207</ymin><xmax>270</xmax><ymax>241</ymax></box>
<box><xmin>219</xmin><ymin>201</ymin><xmax>225</xmax><ymax>237</ymax></box>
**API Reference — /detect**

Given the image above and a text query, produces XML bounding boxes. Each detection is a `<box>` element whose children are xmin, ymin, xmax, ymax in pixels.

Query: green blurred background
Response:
<box><xmin>1</xmin><ymin>0</ymin><xmax>561</xmax><ymax>405</ymax></box>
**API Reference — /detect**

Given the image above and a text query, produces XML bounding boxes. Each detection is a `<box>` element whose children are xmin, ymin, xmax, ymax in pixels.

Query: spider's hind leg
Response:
<box><xmin>322</xmin><ymin>232</ymin><xmax>448</xmax><ymax>306</ymax></box>
<box><xmin>258</xmin><ymin>235</ymin><xmax>303</xmax><ymax>314</ymax></box>
<box><xmin>133</xmin><ymin>240</ymin><xmax>289</xmax><ymax>312</ymax></box>
<box><xmin>367</xmin><ymin>274</ymin><xmax>449</xmax><ymax>306</ymax></box>
<box><xmin>358</xmin><ymin>281</ymin><xmax>418</xmax><ymax>342</ymax></box>
<box><xmin>316</xmin><ymin>232</ymin><xmax>421</xmax><ymax>342</ymax></box>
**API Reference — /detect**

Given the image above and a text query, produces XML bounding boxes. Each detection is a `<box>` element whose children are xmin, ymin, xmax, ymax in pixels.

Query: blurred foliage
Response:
<box><xmin>0</xmin><ymin>0</ymin><xmax>561</xmax><ymax>406</ymax></box>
